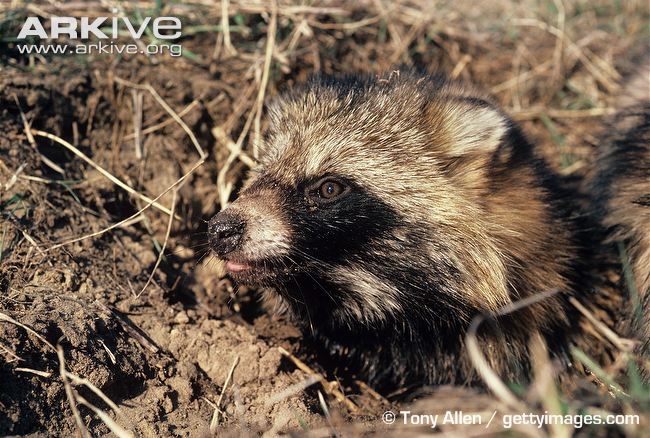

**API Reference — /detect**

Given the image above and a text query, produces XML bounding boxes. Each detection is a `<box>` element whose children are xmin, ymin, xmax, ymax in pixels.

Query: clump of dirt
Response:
<box><xmin>1</xmin><ymin>1</ymin><xmax>648</xmax><ymax>436</ymax></box>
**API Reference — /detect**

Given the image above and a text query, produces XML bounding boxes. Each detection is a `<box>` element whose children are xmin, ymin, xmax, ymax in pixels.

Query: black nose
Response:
<box><xmin>208</xmin><ymin>212</ymin><xmax>245</xmax><ymax>257</ymax></box>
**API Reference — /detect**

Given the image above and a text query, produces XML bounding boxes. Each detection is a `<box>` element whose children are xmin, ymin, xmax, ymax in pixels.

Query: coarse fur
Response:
<box><xmin>591</xmin><ymin>62</ymin><xmax>650</xmax><ymax>367</ymax></box>
<box><xmin>209</xmin><ymin>71</ymin><xmax>624</xmax><ymax>388</ymax></box>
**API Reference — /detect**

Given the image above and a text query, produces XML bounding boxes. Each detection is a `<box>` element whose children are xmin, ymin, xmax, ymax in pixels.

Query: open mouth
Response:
<box><xmin>226</xmin><ymin>260</ymin><xmax>253</xmax><ymax>273</ymax></box>
<box><xmin>223</xmin><ymin>258</ymin><xmax>289</xmax><ymax>285</ymax></box>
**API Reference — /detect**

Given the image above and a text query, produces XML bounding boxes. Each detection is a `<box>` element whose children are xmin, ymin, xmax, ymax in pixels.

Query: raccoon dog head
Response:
<box><xmin>209</xmin><ymin>72</ymin><xmax>568</xmax><ymax>335</ymax></box>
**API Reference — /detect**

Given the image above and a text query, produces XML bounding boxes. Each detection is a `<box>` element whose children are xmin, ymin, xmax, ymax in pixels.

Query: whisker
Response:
<box><xmin>165</xmin><ymin>243</ymin><xmax>211</xmax><ymax>256</ymax></box>
<box><xmin>284</xmin><ymin>253</ymin><xmax>338</xmax><ymax>308</ymax></box>
<box><xmin>197</xmin><ymin>250</ymin><xmax>214</xmax><ymax>265</ymax></box>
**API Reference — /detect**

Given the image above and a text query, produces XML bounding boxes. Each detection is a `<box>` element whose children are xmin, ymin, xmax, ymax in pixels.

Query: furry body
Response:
<box><xmin>591</xmin><ymin>65</ymin><xmax>650</xmax><ymax>364</ymax></box>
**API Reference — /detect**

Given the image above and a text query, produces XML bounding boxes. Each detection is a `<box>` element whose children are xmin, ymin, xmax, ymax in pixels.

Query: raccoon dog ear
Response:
<box><xmin>437</xmin><ymin>97</ymin><xmax>510</xmax><ymax>157</ymax></box>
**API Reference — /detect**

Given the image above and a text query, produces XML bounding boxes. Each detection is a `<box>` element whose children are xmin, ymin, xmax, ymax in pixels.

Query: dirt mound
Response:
<box><xmin>0</xmin><ymin>61</ymin><xmax>330</xmax><ymax>435</ymax></box>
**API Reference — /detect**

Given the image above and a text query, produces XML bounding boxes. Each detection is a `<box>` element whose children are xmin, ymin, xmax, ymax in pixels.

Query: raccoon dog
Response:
<box><xmin>591</xmin><ymin>64</ymin><xmax>650</xmax><ymax>368</ymax></box>
<box><xmin>209</xmin><ymin>71</ymin><xmax>639</xmax><ymax>388</ymax></box>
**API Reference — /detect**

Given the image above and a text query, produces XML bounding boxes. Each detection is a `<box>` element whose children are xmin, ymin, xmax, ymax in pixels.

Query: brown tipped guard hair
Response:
<box><xmin>591</xmin><ymin>61</ymin><xmax>650</xmax><ymax>375</ymax></box>
<box><xmin>209</xmin><ymin>71</ymin><xmax>636</xmax><ymax>389</ymax></box>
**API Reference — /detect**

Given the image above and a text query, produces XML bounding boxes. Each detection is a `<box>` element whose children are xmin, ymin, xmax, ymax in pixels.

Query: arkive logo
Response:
<box><xmin>14</xmin><ymin>11</ymin><xmax>183</xmax><ymax>57</ymax></box>
<box><xmin>17</xmin><ymin>15</ymin><xmax>182</xmax><ymax>40</ymax></box>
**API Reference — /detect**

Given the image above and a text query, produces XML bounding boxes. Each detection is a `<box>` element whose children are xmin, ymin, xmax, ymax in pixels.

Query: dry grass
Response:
<box><xmin>1</xmin><ymin>0</ymin><xmax>649</xmax><ymax>436</ymax></box>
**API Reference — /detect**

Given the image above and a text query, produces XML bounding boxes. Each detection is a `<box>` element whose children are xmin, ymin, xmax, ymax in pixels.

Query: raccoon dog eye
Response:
<box><xmin>320</xmin><ymin>180</ymin><xmax>344</xmax><ymax>199</ymax></box>
<box><xmin>308</xmin><ymin>177</ymin><xmax>350</xmax><ymax>203</ymax></box>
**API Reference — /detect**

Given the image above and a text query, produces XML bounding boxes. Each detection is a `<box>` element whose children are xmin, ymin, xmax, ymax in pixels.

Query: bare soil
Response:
<box><xmin>0</xmin><ymin>1</ymin><xmax>648</xmax><ymax>436</ymax></box>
